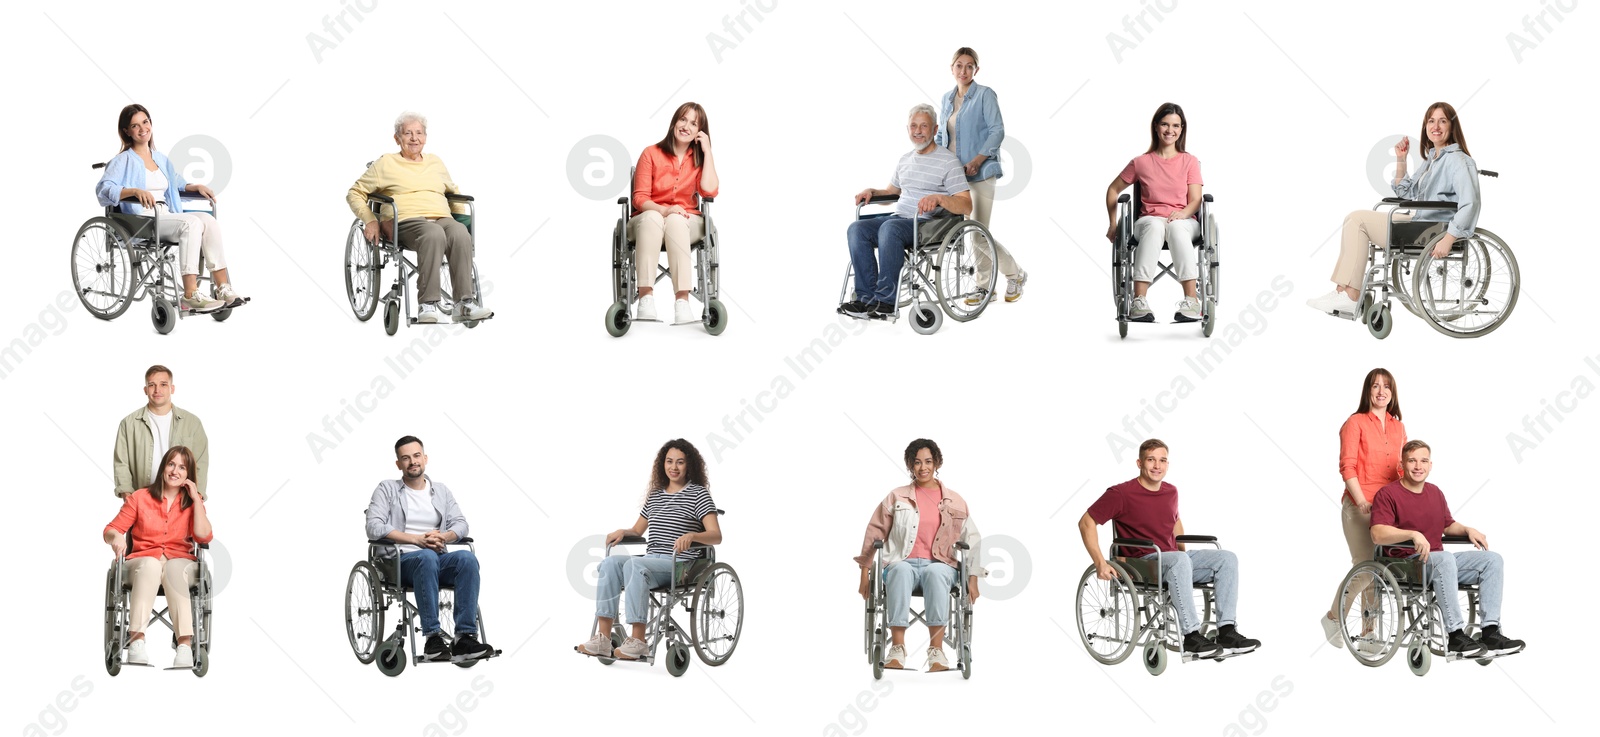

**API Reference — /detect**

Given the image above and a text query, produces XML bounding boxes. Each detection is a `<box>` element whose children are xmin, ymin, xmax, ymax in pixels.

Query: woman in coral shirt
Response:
<box><xmin>103</xmin><ymin>446</ymin><xmax>213</xmax><ymax>669</ymax></box>
<box><xmin>630</xmin><ymin>102</ymin><xmax>720</xmax><ymax>325</ymax></box>
<box><xmin>1320</xmin><ymin>368</ymin><xmax>1405</xmax><ymax>645</ymax></box>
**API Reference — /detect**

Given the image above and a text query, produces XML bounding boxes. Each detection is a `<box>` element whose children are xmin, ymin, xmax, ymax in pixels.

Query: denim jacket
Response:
<box><xmin>364</xmin><ymin>476</ymin><xmax>470</xmax><ymax>558</ymax></box>
<box><xmin>95</xmin><ymin>148</ymin><xmax>192</xmax><ymax>216</ymax></box>
<box><xmin>855</xmin><ymin>483</ymin><xmax>986</xmax><ymax>576</ymax></box>
<box><xmin>1392</xmin><ymin>143</ymin><xmax>1480</xmax><ymax>239</ymax></box>
<box><xmin>934</xmin><ymin>83</ymin><xmax>1004</xmax><ymax>183</ymax></box>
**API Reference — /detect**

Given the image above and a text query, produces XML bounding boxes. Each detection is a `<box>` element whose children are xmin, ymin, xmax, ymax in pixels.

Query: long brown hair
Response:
<box><xmin>148</xmin><ymin>445</ymin><xmax>197</xmax><ymax>510</ymax></box>
<box><xmin>1146</xmin><ymin>102</ymin><xmax>1187</xmax><ymax>154</ymax></box>
<box><xmin>1354</xmin><ymin>368</ymin><xmax>1402</xmax><ymax>420</ymax></box>
<box><xmin>117</xmin><ymin>104</ymin><xmax>153</xmax><ymax>153</ymax></box>
<box><xmin>1419</xmin><ymin>102</ymin><xmax>1470</xmax><ymax>158</ymax></box>
<box><xmin>654</xmin><ymin>102</ymin><xmax>709</xmax><ymax>168</ymax></box>
<box><xmin>649</xmin><ymin>439</ymin><xmax>710</xmax><ymax>491</ymax></box>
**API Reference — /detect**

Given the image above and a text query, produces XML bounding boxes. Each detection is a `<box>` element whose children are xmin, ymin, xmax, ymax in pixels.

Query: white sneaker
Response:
<box><xmin>1129</xmin><ymin>296</ymin><xmax>1153</xmax><ymax>321</ymax></box>
<box><xmin>925</xmin><ymin>646</ymin><xmax>951</xmax><ymax>672</ymax></box>
<box><xmin>575</xmin><ymin>632</ymin><xmax>613</xmax><ymax>657</ymax></box>
<box><xmin>1175</xmin><ymin>295</ymin><xmax>1202</xmax><ymax>322</ymax></box>
<box><xmin>674</xmin><ymin>299</ymin><xmax>696</xmax><ymax>324</ymax></box>
<box><xmin>614</xmin><ymin>636</ymin><xmax>649</xmax><ymax>661</ymax></box>
<box><xmin>1319</xmin><ymin>614</ymin><xmax>1342</xmax><ymax>648</ymax></box>
<box><xmin>1356</xmin><ymin>638</ymin><xmax>1387</xmax><ymax>656</ymax></box>
<box><xmin>215</xmin><ymin>283</ymin><xmax>248</xmax><ymax>307</ymax></box>
<box><xmin>1005</xmin><ymin>270</ymin><xmax>1028</xmax><ymax>302</ymax></box>
<box><xmin>454</xmin><ymin>300</ymin><xmax>493</xmax><ymax>322</ymax></box>
<box><xmin>882</xmin><ymin>644</ymin><xmax>908</xmax><ymax>669</ymax></box>
<box><xmin>173</xmin><ymin>643</ymin><xmax>194</xmax><ymax>669</ymax></box>
<box><xmin>636</xmin><ymin>295</ymin><xmax>657</xmax><ymax>321</ymax></box>
<box><xmin>127</xmin><ymin>638</ymin><xmax>149</xmax><ymax>665</ymax></box>
<box><xmin>417</xmin><ymin>302</ymin><xmax>444</xmax><ymax>324</ymax></box>
<box><xmin>1306</xmin><ymin>289</ymin><xmax>1359</xmax><ymax>317</ymax></box>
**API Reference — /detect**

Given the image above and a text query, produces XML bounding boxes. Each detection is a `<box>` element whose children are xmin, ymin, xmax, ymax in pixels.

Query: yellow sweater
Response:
<box><xmin>345</xmin><ymin>153</ymin><xmax>468</xmax><ymax>224</ymax></box>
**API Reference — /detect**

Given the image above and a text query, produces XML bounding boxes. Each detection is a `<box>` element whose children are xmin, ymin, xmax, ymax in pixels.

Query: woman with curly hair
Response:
<box><xmin>575</xmin><ymin>439</ymin><xmax>722</xmax><ymax>661</ymax></box>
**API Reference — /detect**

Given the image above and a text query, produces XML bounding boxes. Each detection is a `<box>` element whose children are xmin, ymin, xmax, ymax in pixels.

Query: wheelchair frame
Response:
<box><xmin>344</xmin><ymin>175</ymin><xmax>488</xmax><ymax>336</ymax></box>
<box><xmin>586</xmin><ymin>511</ymin><xmax>744</xmax><ymax>677</ymax></box>
<box><xmin>1074</xmin><ymin>535</ymin><xmax>1253</xmax><ymax>676</ymax></box>
<box><xmin>1110</xmin><ymin>183</ymin><xmax>1219</xmax><ymax>339</ymax></box>
<box><xmin>103</xmin><ymin>537</ymin><xmax>213</xmax><ymax>677</ymax></box>
<box><xmin>1335</xmin><ymin>535</ymin><xmax>1521</xmax><ymax>676</ymax></box>
<box><xmin>344</xmin><ymin>538</ymin><xmax>502</xmax><ymax>677</ymax></box>
<box><xmin>862</xmin><ymin>539</ymin><xmax>974</xmax><ymax>679</ymax></box>
<box><xmin>72</xmin><ymin>162</ymin><xmax>234</xmax><ymax>335</ymax></box>
<box><xmin>838</xmin><ymin>194</ymin><xmax>1000</xmax><ymax>335</ymax></box>
<box><xmin>604</xmin><ymin>166</ymin><xmax>727</xmax><ymax>337</ymax></box>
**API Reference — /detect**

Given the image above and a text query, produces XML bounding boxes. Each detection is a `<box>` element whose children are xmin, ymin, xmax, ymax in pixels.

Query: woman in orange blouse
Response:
<box><xmin>1320</xmin><ymin>368</ymin><xmax>1406</xmax><ymax>644</ymax></box>
<box><xmin>630</xmin><ymin>101</ymin><xmax>720</xmax><ymax>325</ymax></box>
<box><xmin>104</xmin><ymin>446</ymin><xmax>214</xmax><ymax>668</ymax></box>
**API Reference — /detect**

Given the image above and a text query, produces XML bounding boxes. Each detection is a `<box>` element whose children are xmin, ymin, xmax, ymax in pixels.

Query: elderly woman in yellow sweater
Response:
<box><xmin>346</xmin><ymin>112</ymin><xmax>493</xmax><ymax>324</ymax></box>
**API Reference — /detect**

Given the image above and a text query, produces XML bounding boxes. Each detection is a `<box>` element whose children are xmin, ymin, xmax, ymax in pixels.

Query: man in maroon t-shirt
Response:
<box><xmin>1077</xmin><ymin>439</ymin><xmax>1261</xmax><ymax>659</ymax></box>
<box><xmin>1370</xmin><ymin>440</ymin><xmax>1525</xmax><ymax>657</ymax></box>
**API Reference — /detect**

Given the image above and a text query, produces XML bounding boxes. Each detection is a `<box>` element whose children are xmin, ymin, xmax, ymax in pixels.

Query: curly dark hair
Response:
<box><xmin>649</xmin><ymin>438</ymin><xmax>709</xmax><ymax>491</ymax></box>
<box><xmin>903</xmin><ymin>438</ymin><xmax>943</xmax><ymax>475</ymax></box>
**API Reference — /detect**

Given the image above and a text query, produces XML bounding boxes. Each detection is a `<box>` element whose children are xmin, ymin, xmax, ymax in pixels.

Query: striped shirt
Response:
<box><xmin>889</xmin><ymin>146</ymin><xmax>969</xmax><ymax>218</ymax></box>
<box><xmin>641</xmin><ymin>484</ymin><xmax>717</xmax><ymax>560</ymax></box>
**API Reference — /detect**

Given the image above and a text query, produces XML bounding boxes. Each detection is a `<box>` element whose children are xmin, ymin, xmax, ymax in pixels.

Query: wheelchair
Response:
<box><xmin>1335</xmin><ymin>535</ymin><xmax>1523</xmax><ymax>676</ymax></box>
<box><xmin>605</xmin><ymin>167</ymin><xmax>727</xmax><ymax>337</ymax></box>
<box><xmin>839</xmin><ymin>194</ymin><xmax>1001</xmax><ymax>335</ymax></box>
<box><xmin>1338</xmin><ymin>169</ymin><xmax>1517</xmax><ymax>339</ymax></box>
<box><xmin>344</xmin><ymin>171</ymin><xmax>489</xmax><ymax>335</ymax></box>
<box><xmin>72</xmin><ymin>162</ymin><xmax>234</xmax><ymax>335</ymax></box>
<box><xmin>862</xmin><ymin>539</ymin><xmax>975</xmax><ymax>679</ymax></box>
<box><xmin>586</xmin><ymin>511</ymin><xmax>744</xmax><ymax>677</ymax></box>
<box><xmin>1110</xmin><ymin>183</ymin><xmax>1220</xmax><ymax>339</ymax></box>
<box><xmin>343</xmin><ymin>538</ymin><xmax>502</xmax><ymax>677</ymax></box>
<box><xmin>1074</xmin><ymin>535</ymin><xmax>1253</xmax><ymax>676</ymax></box>
<box><xmin>103</xmin><ymin>536</ymin><xmax>214</xmax><ymax>677</ymax></box>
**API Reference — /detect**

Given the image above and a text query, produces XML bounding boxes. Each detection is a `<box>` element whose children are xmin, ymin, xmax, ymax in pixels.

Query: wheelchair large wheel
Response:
<box><xmin>344</xmin><ymin>222</ymin><xmax>380</xmax><ymax>322</ymax></box>
<box><xmin>104</xmin><ymin>568</ymin><xmax>125</xmax><ymax>676</ymax></box>
<box><xmin>1338</xmin><ymin>562</ymin><xmax>1403</xmax><ymax>667</ymax></box>
<box><xmin>690</xmin><ymin>563</ymin><xmax>743</xmax><ymax>666</ymax></box>
<box><xmin>1075</xmin><ymin>564</ymin><xmax>1139</xmax><ymax>665</ymax></box>
<box><xmin>72</xmin><ymin>217</ymin><xmax>137</xmax><ymax>320</ymax></box>
<box><xmin>1413</xmin><ymin>229</ymin><xmax>1518</xmax><ymax>338</ymax></box>
<box><xmin>934</xmin><ymin>222</ymin><xmax>999</xmax><ymax>322</ymax></box>
<box><xmin>345</xmin><ymin>562</ymin><xmax>384</xmax><ymax>665</ymax></box>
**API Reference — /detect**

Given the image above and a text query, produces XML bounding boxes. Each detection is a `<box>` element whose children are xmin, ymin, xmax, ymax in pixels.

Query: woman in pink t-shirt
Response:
<box><xmin>1103</xmin><ymin>103</ymin><xmax>1205</xmax><ymax>323</ymax></box>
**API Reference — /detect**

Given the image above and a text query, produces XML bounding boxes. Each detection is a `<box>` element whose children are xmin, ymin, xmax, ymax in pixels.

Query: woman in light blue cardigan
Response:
<box><xmin>95</xmin><ymin>104</ymin><xmax>248</xmax><ymax>311</ymax></box>
<box><xmin>936</xmin><ymin>47</ymin><xmax>1026</xmax><ymax>305</ymax></box>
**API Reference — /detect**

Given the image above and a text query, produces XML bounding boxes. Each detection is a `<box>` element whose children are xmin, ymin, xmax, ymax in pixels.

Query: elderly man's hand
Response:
<box><xmin>855</xmin><ymin>189</ymin><xmax>876</xmax><ymax>206</ymax></box>
<box><xmin>363</xmin><ymin>220</ymin><xmax>381</xmax><ymax>244</ymax></box>
<box><xmin>917</xmin><ymin>195</ymin><xmax>942</xmax><ymax>214</ymax></box>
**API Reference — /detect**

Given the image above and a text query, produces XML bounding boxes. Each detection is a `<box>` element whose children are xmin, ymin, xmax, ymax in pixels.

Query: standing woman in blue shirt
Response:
<box><xmin>1307</xmin><ymin>102</ymin><xmax>1481</xmax><ymax>317</ymax></box>
<box><xmin>937</xmin><ymin>48</ymin><xmax>1027</xmax><ymax>305</ymax></box>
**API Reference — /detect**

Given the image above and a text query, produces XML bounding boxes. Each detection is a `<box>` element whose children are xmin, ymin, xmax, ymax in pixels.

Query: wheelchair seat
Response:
<box><xmin>1124</xmin><ymin>183</ymin><xmax>1207</xmax><ymax>251</ymax></box>
<box><xmin>646</xmin><ymin>559</ymin><xmax>715</xmax><ymax>592</ymax></box>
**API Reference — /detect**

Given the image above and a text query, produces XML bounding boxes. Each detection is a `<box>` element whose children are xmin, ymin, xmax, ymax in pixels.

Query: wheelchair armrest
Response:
<box><xmin>700</xmin><ymin>196</ymin><xmax>714</xmax><ymax>204</ymax></box>
<box><xmin>617</xmin><ymin>535</ymin><xmax>647</xmax><ymax>545</ymax></box>
<box><xmin>1117</xmin><ymin>194</ymin><xmax>1130</xmax><ymax>204</ymax></box>
<box><xmin>1381</xmin><ymin>198</ymin><xmax>1458</xmax><ymax>211</ymax></box>
<box><xmin>366</xmin><ymin>192</ymin><xmax>395</xmax><ymax>205</ymax></box>
<box><xmin>1112</xmin><ymin>537</ymin><xmax>1158</xmax><ymax>549</ymax></box>
<box><xmin>93</xmin><ymin>162</ymin><xmax>108</xmax><ymax>170</ymax></box>
<box><xmin>872</xmin><ymin>539</ymin><xmax>884</xmax><ymax>550</ymax></box>
<box><xmin>1478</xmin><ymin>169</ymin><xmax>1498</xmax><ymax>178</ymax></box>
<box><xmin>368</xmin><ymin>539</ymin><xmax>397</xmax><ymax>546</ymax></box>
<box><xmin>445</xmin><ymin>193</ymin><xmax>474</xmax><ymax>202</ymax></box>
<box><xmin>193</xmin><ymin>542</ymin><xmax>210</xmax><ymax>550</ymax></box>
<box><xmin>616</xmin><ymin>197</ymin><xmax>630</xmax><ymax>205</ymax></box>
<box><xmin>1175</xmin><ymin>535</ymin><xmax>1217</xmax><ymax>543</ymax></box>
<box><xmin>954</xmin><ymin>541</ymin><xmax>970</xmax><ymax>551</ymax></box>
<box><xmin>866</xmin><ymin>193</ymin><xmax>899</xmax><ymax>205</ymax></box>
<box><xmin>1201</xmin><ymin>194</ymin><xmax>1214</xmax><ymax>203</ymax></box>
<box><xmin>1442</xmin><ymin>535</ymin><xmax>1472</xmax><ymax>545</ymax></box>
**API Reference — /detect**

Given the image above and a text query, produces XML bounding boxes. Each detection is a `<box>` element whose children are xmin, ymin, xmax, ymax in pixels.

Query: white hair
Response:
<box><xmin>394</xmin><ymin>111</ymin><xmax>428</xmax><ymax>136</ymax></box>
<box><xmin>908</xmin><ymin>103</ymin><xmax>937</xmax><ymax>127</ymax></box>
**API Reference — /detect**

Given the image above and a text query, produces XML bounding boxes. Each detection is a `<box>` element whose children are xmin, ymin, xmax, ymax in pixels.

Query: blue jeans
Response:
<box><xmin>595</xmin><ymin>553</ymin><xmax>677</xmax><ymax>625</ymax></box>
<box><xmin>884</xmin><ymin>558</ymin><xmax>958</xmax><ymax>628</ymax></box>
<box><xmin>847</xmin><ymin>216</ymin><xmax>916</xmax><ymax>304</ymax></box>
<box><xmin>1142</xmin><ymin>549</ymin><xmax>1240</xmax><ymax>635</ymax></box>
<box><xmin>399</xmin><ymin>549</ymin><xmax>480</xmax><ymax>636</ymax></box>
<box><xmin>1422</xmin><ymin>550</ymin><xmax>1504</xmax><ymax>631</ymax></box>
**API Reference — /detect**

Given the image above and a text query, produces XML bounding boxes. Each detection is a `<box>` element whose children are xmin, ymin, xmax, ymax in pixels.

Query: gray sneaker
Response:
<box><xmin>1005</xmin><ymin>270</ymin><xmax>1028</xmax><ymax>302</ymax></box>
<box><xmin>1175</xmin><ymin>296</ymin><xmax>1202</xmax><ymax>322</ymax></box>
<box><xmin>417</xmin><ymin>302</ymin><xmax>444</xmax><ymax>324</ymax></box>
<box><xmin>614</xmin><ymin>636</ymin><xmax>649</xmax><ymax>660</ymax></box>
<box><xmin>1129</xmin><ymin>296</ymin><xmax>1153</xmax><ymax>322</ymax></box>
<box><xmin>575</xmin><ymin>633</ymin><xmax>613</xmax><ymax>657</ymax></box>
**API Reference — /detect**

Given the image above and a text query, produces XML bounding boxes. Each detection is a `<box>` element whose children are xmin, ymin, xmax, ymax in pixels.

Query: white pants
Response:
<box><xmin>629</xmin><ymin>211</ymin><xmax>704</xmax><ymax>294</ymax></box>
<box><xmin>967</xmin><ymin>177</ymin><xmax>1020</xmax><ymax>286</ymax></box>
<box><xmin>1132</xmin><ymin>215</ymin><xmax>1198</xmax><ymax>283</ymax></box>
<box><xmin>127</xmin><ymin>555</ymin><xmax>198</xmax><ymax>637</ymax></box>
<box><xmin>156</xmin><ymin>211</ymin><xmax>227</xmax><ymax>276</ymax></box>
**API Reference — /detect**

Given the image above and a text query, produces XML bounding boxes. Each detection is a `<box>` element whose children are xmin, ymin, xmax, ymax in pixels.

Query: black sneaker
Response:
<box><xmin>1182</xmin><ymin>631</ymin><xmax>1221</xmax><ymax>658</ymax></box>
<box><xmin>838</xmin><ymin>300</ymin><xmax>869</xmax><ymax>317</ymax></box>
<box><xmin>1479</xmin><ymin>626</ymin><xmax>1525</xmax><ymax>656</ymax></box>
<box><xmin>451</xmin><ymin>633</ymin><xmax>494</xmax><ymax>661</ymax></box>
<box><xmin>869</xmin><ymin>302</ymin><xmax>894</xmax><ymax>319</ymax></box>
<box><xmin>1446</xmin><ymin>629</ymin><xmax>1487</xmax><ymax>656</ymax></box>
<box><xmin>1214</xmin><ymin>625</ymin><xmax>1261</xmax><ymax>654</ymax></box>
<box><xmin>423</xmin><ymin>634</ymin><xmax>451</xmax><ymax>662</ymax></box>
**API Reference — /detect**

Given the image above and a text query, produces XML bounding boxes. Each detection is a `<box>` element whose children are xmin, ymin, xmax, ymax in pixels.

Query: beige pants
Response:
<box><xmin>156</xmin><ymin>211</ymin><xmax>227</xmax><ymax>276</ymax></box>
<box><xmin>1331</xmin><ymin>210</ymin><xmax>1410</xmax><ymax>290</ymax></box>
<box><xmin>630</xmin><ymin>210</ymin><xmax>704</xmax><ymax>294</ymax></box>
<box><xmin>1331</xmin><ymin>496</ymin><xmax>1376</xmax><ymax>619</ymax></box>
<box><xmin>966</xmin><ymin>177</ymin><xmax>1019</xmax><ymax>287</ymax></box>
<box><xmin>128</xmin><ymin>556</ymin><xmax>198</xmax><ymax>637</ymax></box>
<box><xmin>398</xmin><ymin>217</ymin><xmax>475</xmax><ymax>304</ymax></box>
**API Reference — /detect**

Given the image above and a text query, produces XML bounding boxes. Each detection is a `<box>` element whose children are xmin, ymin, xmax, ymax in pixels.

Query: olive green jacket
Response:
<box><xmin>112</xmin><ymin>405</ymin><xmax>209</xmax><ymax>498</ymax></box>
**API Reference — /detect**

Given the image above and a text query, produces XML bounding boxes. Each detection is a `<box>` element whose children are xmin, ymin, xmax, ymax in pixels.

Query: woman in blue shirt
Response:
<box><xmin>936</xmin><ymin>47</ymin><xmax>1027</xmax><ymax>305</ymax></box>
<box><xmin>1308</xmin><ymin>102</ymin><xmax>1481</xmax><ymax>317</ymax></box>
<box><xmin>95</xmin><ymin>104</ymin><xmax>248</xmax><ymax>312</ymax></box>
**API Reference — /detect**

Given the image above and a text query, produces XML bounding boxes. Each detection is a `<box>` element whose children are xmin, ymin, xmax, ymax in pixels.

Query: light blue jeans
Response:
<box><xmin>595</xmin><ymin>553</ymin><xmax>676</xmax><ymax>625</ymax></box>
<box><xmin>1422</xmin><ymin>550</ymin><xmax>1504</xmax><ymax>632</ymax></box>
<box><xmin>1141</xmin><ymin>549</ymin><xmax>1240</xmax><ymax>635</ymax></box>
<box><xmin>884</xmin><ymin>558</ymin><xmax>958</xmax><ymax>628</ymax></box>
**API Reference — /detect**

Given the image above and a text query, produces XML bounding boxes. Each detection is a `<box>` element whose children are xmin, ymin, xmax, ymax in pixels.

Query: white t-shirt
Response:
<box><xmin>143</xmin><ymin>165</ymin><xmax>173</xmax><ymax>215</ymax></box>
<box><xmin>398</xmin><ymin>479</ymin><xmax>440</xmax><ymax>553</ymax></box>
<box><xmin>146</xmin><ymin>408</ymin><xmax>174</xmax><ymax>487</ymax></box>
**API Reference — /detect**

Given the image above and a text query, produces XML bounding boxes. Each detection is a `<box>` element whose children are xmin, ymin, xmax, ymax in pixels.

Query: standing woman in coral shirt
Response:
<box><xmin>103</xmin><ymin>446</ymin><xmax>213</xmax><ymax>669</ymax></box>
<box><xmin>1319</xmin><ymin>368</ymin><xmax>1405</xmax><ymax>644</ymax></box>
<box><xmin>630</xmin><ymin>102</ymin><xmax>720</xmax><ymax>325</ymax></box>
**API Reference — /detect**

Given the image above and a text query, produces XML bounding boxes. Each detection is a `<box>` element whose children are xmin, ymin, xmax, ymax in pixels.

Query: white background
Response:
<box><xmin>5</xmin><ymin>0</ymin><xmax>1596</xmax><ymax>734</ymax></box>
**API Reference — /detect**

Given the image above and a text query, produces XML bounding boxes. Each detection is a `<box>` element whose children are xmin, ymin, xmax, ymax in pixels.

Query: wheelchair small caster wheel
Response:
<box><xmin>383</xmin><ymin>301</ymin><xmax>400</xmax><ymax>336</ymax></box>
<box><xmin>376</xmin><ymin>640</ymin><xmax>407</xmax><ymax>677</ymax></box>
<box><xmin>1477</xmin><ymin>657</ymin><xmax>1494</xmax><ymax>666</ymax></box>
<box><xmin>1201</xmin><ymin>299</ymin><xmax>1216</xmax><ymax>337</ymax></box>
<box><xmin>960</xmin><ymin>645</ymin><xmax>972</xmax><ymax>680</ymax></box>
<box><xmin>871</xmin><ymin>644</ymin><xmax>884</xmax><ymax>680</ymax></box>
<box><xmin>1406</xmin><ymin>642</ymin><xmax>1430</xmax><ymax>677</ymax></box>
<box><xmin>105</xmin><ymin>653</ymin><xmax>121</xmax><ymax>677</ymax></box>
<box><xmin>211</xmin><ymin>308</ymin><xmax>232</xmax><ymax>323</ymax></box>
<box><xmin>193</xmin><ymin>645</ymin><xmax>209</xmax><ymax>677</ymax></box>
<box><xmin>665</xmin><ymin>642</ymin><xmax>691</xmax><ymax>677</ymax></box>
<box><xmin>604</xmin><ymin>301</ymin><xmax>631</xmax><ymax>338</ymax></box>
<box><xmin>1143</xmin><ymin>643</ymin><xmax>1167</xmax><ymax>676</ymax></box>
<box><xmin>1356</xmin><ymin>294</ymin><xmax>1373</xmax><ymax>324</ymax></box>
<box><xmin>1366</xmin><ymin>303</ymin><xmax>1393</xmax><ymax>340</ymax></box>
<box><xmin>151</xmin><ymin>298</ymin><xmax>177</xmax><ymax>335</ymax></box>
<box><xmin>909</xmin><ymin>303</ymin><xmax>942</xmax><ymax>335</ymax></box>
<box><xmin>704</xmin><ymin>298</ymin><xmax>728</xmax><ymax>336</ymax></box>
<box><xmin>1118</xmin><ymin>320</ymin><xmax>1129</xmax><ymax>339</ymax></box>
